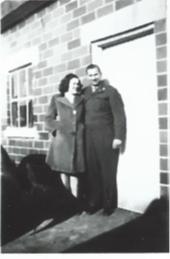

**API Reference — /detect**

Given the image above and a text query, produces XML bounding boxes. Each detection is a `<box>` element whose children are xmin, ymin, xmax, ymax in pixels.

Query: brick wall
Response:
<box><xmin>1</xmin><ymin>0</ymin><xmax>169</xmax><ymax>198</ymax></box>
<box><xmin>155</xmin><ymin>3</ymin><xmax>170</xmax><ymax>199</ymax></box>
<box><xmin>154</xmin><ymin>18</ymin><xmax>169</xmax><ymax>198</ymax></box>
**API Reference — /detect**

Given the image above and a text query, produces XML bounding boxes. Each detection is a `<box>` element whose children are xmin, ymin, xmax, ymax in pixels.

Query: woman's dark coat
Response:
<box><xmin>45</xmin><ymin>94</ymin><xmax>85</xmax><ymax>174</ymax></box>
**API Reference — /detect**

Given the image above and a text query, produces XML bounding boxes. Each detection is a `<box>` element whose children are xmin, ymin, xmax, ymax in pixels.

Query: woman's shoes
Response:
<box><xmin>76</xmin><ymin>201</ymin><xmax>116</xmax><ymax>216</ymax></box>
<box><xmin>76</xmin><ymin>201</ymin><xmax>89</xmax><ymax>215</ymax></box>
<box><xmin>86</xmin><ymin>204</ymin><xmax>100</xmax><ymax>215</ymax></box>
<box><xmin>103</xmin><ymin>208</ymin><xmax>116</xmax><ymax>216</ymax></box>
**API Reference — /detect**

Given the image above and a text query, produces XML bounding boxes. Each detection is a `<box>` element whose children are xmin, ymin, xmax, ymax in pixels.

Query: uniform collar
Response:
<box><xmin>93</xmin><ymin>80</ymin><xmax>106</xmax><ymax>92</ymax></box>
<box><xmin>57</xmin><ymin>94</ymin><xmax>84</xmax><ymax>108</ymax></box>
<box><xmin>85</xmin><ymin>81</ymin><xmax>106</xmax><ymax>98</ymax></box>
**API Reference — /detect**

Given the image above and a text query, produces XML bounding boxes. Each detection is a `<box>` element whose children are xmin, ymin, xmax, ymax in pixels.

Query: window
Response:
<box><xmin>2</xmin><ymin>46</ymin><xmax>39</xmax><ymax>138</ymax></box>
<box><xmin>8</xmin><ymin>63</ymin><xmax>34</xmax><ymax>128</ymax></box>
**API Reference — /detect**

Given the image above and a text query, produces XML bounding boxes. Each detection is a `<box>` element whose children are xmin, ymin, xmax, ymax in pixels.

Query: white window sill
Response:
<box><xmin>3</xmin><ymin>126</ymin><xmax>38</xmax><ymax>139</ymax></box>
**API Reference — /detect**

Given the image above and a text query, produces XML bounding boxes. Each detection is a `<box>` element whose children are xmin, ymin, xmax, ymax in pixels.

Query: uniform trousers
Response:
<box><xmin>85</xmin><ymin>127</ymin><xmax>119</xmax><ymax>210</ymax></box>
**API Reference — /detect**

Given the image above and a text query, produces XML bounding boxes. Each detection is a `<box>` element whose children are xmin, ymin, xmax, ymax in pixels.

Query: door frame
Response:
<box><xmin>91</xmin><ymin>23</ymin><xmax>160</xmax><ymax>213</ymax></box>
<box><xmin>91</xmin><ymin>23</ymin><xmax>154</xmax><ymax>63</ymax></box>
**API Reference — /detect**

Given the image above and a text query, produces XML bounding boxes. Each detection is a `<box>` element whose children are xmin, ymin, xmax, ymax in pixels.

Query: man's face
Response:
<box><xmin>87</xmin><ymin>67</ymin><xmax>102</xmax><ymax>86</ymax></box>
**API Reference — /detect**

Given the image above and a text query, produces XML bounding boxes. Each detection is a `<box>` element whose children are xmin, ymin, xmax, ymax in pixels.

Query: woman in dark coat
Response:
<box><xmin>45</xmin><ymin>74</ymin><xmax>85</xmax><ymax>204</ymax></box>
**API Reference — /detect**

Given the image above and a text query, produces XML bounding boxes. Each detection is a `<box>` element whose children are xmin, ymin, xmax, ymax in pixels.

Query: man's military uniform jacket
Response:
<box><xmin>83</xmin><ymin>80</ymin><xmax>126</xmax><ymax>153</ymax></box>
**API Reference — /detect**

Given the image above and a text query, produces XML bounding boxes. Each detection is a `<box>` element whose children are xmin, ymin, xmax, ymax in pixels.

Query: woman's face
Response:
<box><xmin>68</xmin><ymin>77</ymin><xmax>80</xmax><ymax>95</ymax></box>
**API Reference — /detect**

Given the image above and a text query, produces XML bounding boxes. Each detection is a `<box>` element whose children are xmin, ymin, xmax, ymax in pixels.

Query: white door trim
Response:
<box><xmin>91</xmin><ymin>24</ymin><xmax>154</xmax><ymax>71</ymax></box>
<box><xmin>93</xmin><ymin>23</ymin><xmax>154</xmax><ymax>49</ymax></box>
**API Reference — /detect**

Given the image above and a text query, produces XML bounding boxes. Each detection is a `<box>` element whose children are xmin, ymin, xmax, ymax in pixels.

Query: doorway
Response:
<box><xmin>92</xmin><ymin>30</ymin><xmax>160</xmax><ymax>213</ymax></box>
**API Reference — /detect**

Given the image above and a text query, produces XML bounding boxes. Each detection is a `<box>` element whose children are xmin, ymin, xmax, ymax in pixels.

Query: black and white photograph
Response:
<box><xmin>0</xmin><ymin>0</ymin><xmax>169</xmax><ymax>254</ymax></box>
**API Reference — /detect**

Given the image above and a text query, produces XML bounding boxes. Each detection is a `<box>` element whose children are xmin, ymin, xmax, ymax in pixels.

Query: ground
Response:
<box><xmin>1</xmin><ymin>208</ymin><xmax>139</xmax><ymax>253</ymax></box>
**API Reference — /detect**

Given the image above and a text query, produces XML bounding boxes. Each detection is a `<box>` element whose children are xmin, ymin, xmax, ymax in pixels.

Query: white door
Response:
<box><xmin>92</xmin><ymin>34</ymin><xmax>160</xmax><ymax>213</ymax></box>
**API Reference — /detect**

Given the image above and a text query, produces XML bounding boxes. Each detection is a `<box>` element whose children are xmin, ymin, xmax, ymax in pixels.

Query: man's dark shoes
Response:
<box><xmin>103</xmin><ymin>208</ymin><xmax>115</xmax><ymax>216</ymax></box>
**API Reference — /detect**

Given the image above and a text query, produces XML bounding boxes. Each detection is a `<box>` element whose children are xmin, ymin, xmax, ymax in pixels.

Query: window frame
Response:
<box><xmin>2</xmin><ymin>47</ymin><xmax>39</xmax><ymax>138</ymax></box>
<box><xmin>8</xmin><ymin>63</ymin><xmax>34</xmax><ymax>129</ymax></box>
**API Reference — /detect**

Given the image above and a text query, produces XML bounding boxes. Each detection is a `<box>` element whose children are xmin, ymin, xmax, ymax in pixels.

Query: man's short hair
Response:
<box><xmin>86</xmin><ymin>64</ymin><xmax>102</xmax><ymax>74</ymax></box>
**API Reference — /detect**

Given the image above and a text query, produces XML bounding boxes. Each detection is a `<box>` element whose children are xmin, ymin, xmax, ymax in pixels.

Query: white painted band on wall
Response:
<box><xmin>1</xmin><ymin>46</ymin><xmax>39</xmax><ymax>73</ymax></box>
<box><xmin>81</xmin><ymin>0</ymin><xmax>166</xmax><ymax>45</ymax></box>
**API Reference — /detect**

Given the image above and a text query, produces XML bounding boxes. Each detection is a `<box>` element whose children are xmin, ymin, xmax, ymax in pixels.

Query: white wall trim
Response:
<box><xmin>81</xmin><ymin>0</ymin><xmax>166</xmax><ymax>45</ymax></box>
<box><xmin>3</xmin><ymin>126</ymin><xmax>39</xmax><ymax>139</ymax></box>
<box><xmin>1</xmin><ymin>46</ymin><xmax>39</xmax><ymax>73</ymax></box>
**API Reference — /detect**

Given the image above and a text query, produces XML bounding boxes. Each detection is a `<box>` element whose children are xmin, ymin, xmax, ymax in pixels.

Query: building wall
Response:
<box><xmin>155</xmin><ymin>17</ymin><xmax>169</xmax><ymax>198</ymax></box>
<box><xmin>1</xmin><ymin>0</ymin><xmax>169</xmax><ymax>198</ymax></box>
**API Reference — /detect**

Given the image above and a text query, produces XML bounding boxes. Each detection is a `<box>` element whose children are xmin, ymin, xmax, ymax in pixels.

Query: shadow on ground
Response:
<box><xmin>64</xmin><ymin>198</ymin><xmax>169</xmax><ymax>253</ymax></box>
<box><xmin>1</xmin><ymin>149</ymin><xmax>79</xmax><ymax>246</ymax></box>
<box><xmin>1</xmin><ymin>146</ymin><xmax>169</xmax><ymax>253</ymax></box>
<box><xmin>1</xmin><ymin>180</ymin><xmax>79</xmax><ymax>246</ymax></box>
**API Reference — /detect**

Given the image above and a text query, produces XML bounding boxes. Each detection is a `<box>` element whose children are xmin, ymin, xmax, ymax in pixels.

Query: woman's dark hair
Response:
<box><xmin>59</xmin><ymin>73</ymin><xmax>83</xmax><ymax>95</ymax></box>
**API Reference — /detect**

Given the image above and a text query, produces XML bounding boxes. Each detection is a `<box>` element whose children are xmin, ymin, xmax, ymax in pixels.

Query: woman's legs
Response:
<box><xmin>70</xmin><ymin>176</ymin><xmax>78</xmax><ymax>197</ymax></box>
<box><xmin>61</xmin><ymin>173</ymin><xmax>87</xmax><ymax>213</ymax></box>
<box><xmin>60</xmin><ymin>173</ymin><xmax>79</xmax><ymax>198</ymax></box>
<box><xmin>70</xmin><ymin>174</ymin><xmax>86</xmax><ymax>199</ymax></box>
<box><xmin>76</xmin><ymin>174</ymin><xmax>88</xmax><ymax>213</ymax></box>
<box><xmin>60</xmin><ymin>173</ymin><xmax>71</xmax><ymax>191</ymax></box>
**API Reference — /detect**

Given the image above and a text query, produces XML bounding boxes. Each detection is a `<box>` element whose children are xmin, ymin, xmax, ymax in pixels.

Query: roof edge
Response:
<box><xmin>1</xmin><ymin>0</ymin><xmax>58</xmax><ymax>34</ymax></box>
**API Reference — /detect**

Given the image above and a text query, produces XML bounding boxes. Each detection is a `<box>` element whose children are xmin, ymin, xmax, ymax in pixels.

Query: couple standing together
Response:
<box><xmin>45</xmin><ymin>64</ymin><xmax>126</xmax><ymax>216</ymax></box>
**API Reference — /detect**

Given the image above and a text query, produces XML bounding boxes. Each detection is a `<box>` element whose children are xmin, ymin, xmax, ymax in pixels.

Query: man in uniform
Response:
<box><xmin>84</xmin><ymin>64</ymin><xmax>126</xmax><ymax>216</ymax></box>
